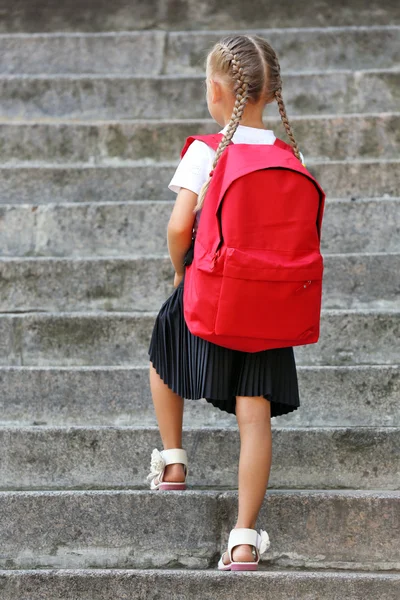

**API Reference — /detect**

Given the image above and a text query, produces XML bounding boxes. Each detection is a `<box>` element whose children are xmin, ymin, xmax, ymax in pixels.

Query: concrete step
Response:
<box><xmin>0</xmin><ymin>365</ymin><xmax>398</xmax><ymax>428</ymax></box>
<box><xmin>0</xmin><ymin>71</ymin><xmax>398</xmax><ymax>120</ymax></box>
<box><xmin>1</xmin><ymin>569</ymin><xmax>399</xmax><ymax>600</ymax></box>
<box><xmin>322</xmin><ymin>198</ymin><xmax>400</xmax><ymax>253</ymax></box>
<box><xmin>0</xmin><ymin>28</ymin><xmax>398</xmax><ymax>76</ymax></box>
<box><xmin>0</xmin><ymin>161</ymin><xmax>398</xmax><ymax>205</ymax></box>
<box><xmin>165</xmin><ymin>28</ymin><xmax>400</xmax><ymax>75</ymax></box>
<box><xmin>0</xmin><ymin>197</ymin><xmax>398</xmax><ymax>257</ymax></box>
<box><xmin>0</xmin><ymin>425</ymin><xmax>398</xmax><ymax>491</ymax></box>
<box><xmin>0</xmin><ymin>489</ymin><xmax>398</xmax><ymax>569</ymax></box>
<box><xmin>1</xmin><ymin>253</ymin><xmax>398</xmax><ymax>313</ymax></box>
<box><xmin>0</xmin><ymin>1</ymin><xmax>399</xmax><ymax>32</ymax></box>
<box><xmin>0</xmin><ymin>310</ymin><xmax>398</xmax><ymax>367</ymax></box>
<box><xmin>0</xmin><ymin>32</ymin><xmax>166</xmax><ymax>76</ymax></box>
<box><xmin>0</xmin><ymin>114</ymin><xmax>398</xmax><ymax>163</ymax></box>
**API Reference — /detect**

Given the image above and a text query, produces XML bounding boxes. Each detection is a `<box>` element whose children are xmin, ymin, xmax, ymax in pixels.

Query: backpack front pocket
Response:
<box><xmin>214</xmin><ymin>247</ymin><xmax>323</xmax><ymax>342</ymax></box>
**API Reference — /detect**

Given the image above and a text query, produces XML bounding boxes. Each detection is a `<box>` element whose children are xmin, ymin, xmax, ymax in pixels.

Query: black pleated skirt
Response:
<box><xmin>148</xmin><ymin>269</ymin><xmax>300</xmax><ymax>418</ymax></box>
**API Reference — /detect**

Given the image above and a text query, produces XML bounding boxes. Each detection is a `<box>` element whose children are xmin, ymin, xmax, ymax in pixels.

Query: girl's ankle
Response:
<box><xmin>234</xmin><ymin>523</ymin><xmax>256</xmax><ymax>530</ymax></box>
<box><xmin>231</xmin><ymin>544</ymin><xmax>255</xmax><ymax>562</ymax></box>
<box><xmin>163</xmin><ymin>463</ymin><xmax>186</xmax><ymax>483</ymax></box>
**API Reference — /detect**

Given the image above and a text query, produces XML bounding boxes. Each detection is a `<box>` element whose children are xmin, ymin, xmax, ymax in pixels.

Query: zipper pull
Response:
<box><xmin>295</xmin><ymin>280</ymin><xmax>312</xmax><ymax>293</ymax></box>
<box><xmin>212</xmin><ymin>249</ymin><xmax>220</xmax><ymax>268</ymax></box>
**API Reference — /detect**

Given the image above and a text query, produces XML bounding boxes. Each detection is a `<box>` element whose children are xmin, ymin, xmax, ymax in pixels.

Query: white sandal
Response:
<box><xmin>146</xmin><ymin>448</ymin><xmax>188</xmax><ymax>491</ymax></box>
<box><xmin>217</xmin><ymin>527</ymin><xmax>270</xmax><ymax>571</ymax></box>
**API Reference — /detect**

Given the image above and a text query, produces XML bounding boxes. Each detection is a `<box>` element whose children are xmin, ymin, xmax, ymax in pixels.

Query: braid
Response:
<box><xmin>194</xmin><ymin>46</ymin><xmax>249</xmax><ymax>212</ymax></box>
<box><xmin>269</xmin><ymin>51</ymin><xmax>301</xmax><ymax>160</ymax></box>
<box><xmin>275</xmin><ymin>89</ymin><xmax>301</xmax><ymax>161</ymax></box>
<box><xmin>212</xmin><ymin>45</ymin><xmax>249</xmax><ymax>162</ymax></box>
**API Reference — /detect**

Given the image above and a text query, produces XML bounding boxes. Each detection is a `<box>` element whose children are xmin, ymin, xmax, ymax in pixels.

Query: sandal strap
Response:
<box><xmin>147</xmin><ymin>448</ymin><xmax>189</xmax><ymax>484</ymax></box>
<box><xmin>161</xmin><ymin>448</ymin><xmax>188</xmax><ymax>476</ymax></box>
<box><xmin>227</xmin><ymin>528</ymin><xmax>270</xmax><ymax>562</ymax></box>
<box><xmin>228</xmin><ymin>528</ymin><xmax>258</xmax><ymax>555</ymax></box>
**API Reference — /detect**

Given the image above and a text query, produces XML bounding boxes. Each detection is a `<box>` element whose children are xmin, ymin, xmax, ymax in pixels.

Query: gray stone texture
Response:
<box><xmin>0</xmin><ymin>28</ymin><xmax>398</xmax><ymax>75</ymax></box>
<box><xmin>0</xmin><ymin>426</ymin><xmax>398</xmax><ymax>491</ymax></box>
<box><xmin>319</xmin><ymin>199</ymin><xmax>400</xmax><ymax>254</ymax></box>
<box><xmin>0</xmin><ymin>71</ymin><xmax>398</xmax><ymax>120</ymax></box>
<box><xmin>1</xmin><ymin>569</ymin><xmax>400</xmax><ymax>600</ymax></box>
<box><xmin>0</xmin><ymin>1</ymin><xmax>398</xmax><ymax>32</ymax></box>
<box><xmin>165</xmin><ymin>28</ymin><xmax>400</xmax><ymax>74</ymax></box>
<box><xmin>0</xmin><ymin>198</ymin><xmax>399</xmax><ymax>257</ymax></box>
<box><xmin>0</xmin><ymin>25</ymin><xmax>400</xmax><ymax>75</ymax></box>
<box><xmin>0</xmin><ymin>365</ymin><xmax>398</xmax><ymax>428</ymax></box>
<box><xmin>0</xmin><ymin>162</ymin><xmax>398</xmax><ymax>205</ymax></box>
<box><xmin>0</xmin><ymin>490</ymin><xmax>398</xmax><ymax>569</ymax></box>
<box><xmin>219</xmin><ymin>491</ymin><xmax>400</xmax><ymax>570</ymax></box>
<box><xmin>0</xmin><ymin>254</ymin><xmax>398</xmax><ymax>313</ymax></box>
<box><xmin>0</xmin><ymin>311</ymin><xmax>398</xmax><ymax>367</ymax></box>
<box><xmin>0</xmin><ymin>114</ymin><xmax>398</xmax><ymax>163</ymax></box>
<box><xmin>0</xmin><ymin>32</ymin><xmax>166</xmax><ymax>76</ymax></box>
<box><xmin>0</xmin><ymin>165</ymin><xmax>174</xmax><ymax>204</ymax></box>
<box><xmin>0</xmin><ymin>257</ymin><xmax>173</xmax><ymax>312</ymax></box>
<box><xmin>0</xmin><ymin>490</ymin><xmax>220</xmax><ymax>569</ymax></box>
<box><xmin>322</xmin><ymin>254</ymin><xmax>400</xmax><ymax>309</ymax></box>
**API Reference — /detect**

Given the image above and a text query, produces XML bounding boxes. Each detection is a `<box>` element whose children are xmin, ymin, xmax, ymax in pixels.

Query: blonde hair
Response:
<box><xmin>194</xmin><ymin>34</ymin><xmax>301</xmax><ymax>212</ymax></box>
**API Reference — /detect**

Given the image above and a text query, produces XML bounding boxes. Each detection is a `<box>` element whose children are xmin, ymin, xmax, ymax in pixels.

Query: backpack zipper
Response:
<box><xmin>295</xmin><ymin>280</ymin><xmax>312</xmax><ymax>293</ymax></box>
<box><xmin>212</xmin><ymin>250</ymin><xmax>220</xmax><ymax>267</ymax></box>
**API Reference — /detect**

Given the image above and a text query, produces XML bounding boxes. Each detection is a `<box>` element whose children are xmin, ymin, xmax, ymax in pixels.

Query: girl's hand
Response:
<box><xmin>174</xmin><ymin>272</ymin><xmax>184</xmax><ymax>288</ymax></box>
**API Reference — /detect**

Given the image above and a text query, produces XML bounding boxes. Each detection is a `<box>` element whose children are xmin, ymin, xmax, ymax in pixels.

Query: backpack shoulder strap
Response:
<box><xmin>273</xmin><ymin>137</ymin><xmax>295</xmax><ymax>154</ymax></box>
<box><xmin>180</xmin><ymin>133</ymin><xmax>224</xmax><ymax>158</ymax></box>
<box><xmin>274</xmin><ymin>137</ymin><xmax>306</xmax><ymax>166</ymax></box>
<box><xmin>182</xmin><ymin>134</ymin><xmax>295</xmax><ymax>159</ymax></box>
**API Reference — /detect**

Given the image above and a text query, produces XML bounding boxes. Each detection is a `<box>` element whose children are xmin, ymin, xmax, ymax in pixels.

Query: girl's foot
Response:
<box><xmin>221</xmin><ymin>544</ymin><xmax>255</xmax><ymax>565</ymax></box>
<box><xmin>154</xmin><ymin>463</ymin><xmax>186</xmax><ymax>485</ymax></box>
<box><xmin>218</xmin><ymin>528</ymin><xmax>270</xmax><ymax>571</ymax></box>
<box><xmin>147</xmin><ymin>448</ymin><xmax>188</xmax><ymax>490</ymax></box>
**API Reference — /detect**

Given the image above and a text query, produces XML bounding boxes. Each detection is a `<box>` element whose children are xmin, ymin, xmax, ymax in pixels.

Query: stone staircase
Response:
<box><xmin>0</xmin><ymin>2</ymin><xmax>399</xmax><ymax>598</ymax></box>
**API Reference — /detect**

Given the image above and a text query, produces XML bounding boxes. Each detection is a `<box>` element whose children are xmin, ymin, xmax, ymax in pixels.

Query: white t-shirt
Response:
<box><xmin>168</xmin><ymin>123</ymin><xmax>305</xmax><ymax>195</ymax></box>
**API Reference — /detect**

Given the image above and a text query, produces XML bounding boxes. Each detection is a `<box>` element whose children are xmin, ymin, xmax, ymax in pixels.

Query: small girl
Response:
<box><xmin>147</xmin><ymin>34</ymin><xmax>305</xmax><ymax>571</ymax></box>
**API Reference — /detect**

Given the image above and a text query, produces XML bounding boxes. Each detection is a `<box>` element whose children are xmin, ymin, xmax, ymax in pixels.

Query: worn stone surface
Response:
<box><xmin>0</xmin><ymin>257</ymin><xmax>175</xmax><ymax>312</ymax></box>
<box><xmin>0</xmin><ymin>490</ymin><xmax>220</xmax><ymax>569</ymax></box>
<box><xmin>0</xmin><ymin>257</ymin><xmax>174</xmax><ymax>312</ymax></box>
<box><xmin>165</xmin><ymin>28</ymin><xmax>400</xmax><ymax>74</ymax></box>
<box><xmin>0</xmin><ymin>165</ymin><xmax>176</xmax><ymax>204</ymax></box>
<box><xmin>319</xmin><ymin>199</ymin><xmax>400</xmax><ymax>253</ymax></box>
<box><xmin>0</xmin><ymin>28</ymin><xmax>399</xmax><ymax>75</ymax></box>
<box><xmin>297</xmin><ymin>311</ymin><xmax>400</xmax><ymax>367</ymax></box>
<box><xmin>0</xmin><ymin>32</ymin><xmax>166</xmax><ymax>76</ymax></box>
<box><xmin>0</xmin><ymin>71</ymin><xmax>398</xmax><ymax>120</ymax></box>
<box><xmin>0</xmin><ymin>365</ymin><xmax>398</xmax><ymax>428</ymax></box>
<box><xmin>0</xmin><ymin>114</ymin><xmax>398</xmax><ymax>163</ymax></box>
<box><xmin>219</xmin><ymin>491</ymin><xmax>400</xmax><ymax>570</ymax></box>
<box><xmin>0</xmin><ymin>426</ymin><xmax>398</xmax><ymax>491</ymax></box>
<box><xmin>0</xmin><ymin>197</ymin><xmax>399</xmax><ymax>257</ymax></box>
<box><xmin>321</xmin><ymin>253</ymin><xmax>400</xmax><ymax>309</ymax></box>
<box><xmin>0</xmin><ymin>310</ymin><xmax>398</xmax><ymax>367</ymax></box>
<box><xmin>0</xmin><ymin>254</ymin><xmax>398</xmax><ymax>312</ymax></box>
<box><xmin>0</xmin><ymin>0</ymin><xmax>399</xmax><ymax>32</ymax></box>
<box><xmin>0</xmin><ymin>202</ymin><xmax>171</xmax><ymax>257</ymax></box>
<box><xmin>0</xmin><ymin>318</ymin><xmax>19</xmax><ymax>366</ymax></box>
<box><xmin>0</xmin><ymin>162</ymin><xmax>398</xmax><ymax>205</ymax></box>
<box><xmin>0</xmin><ymin>569</ymin><xmax>400</xmax><ymax>600</ymax></box>
<box><xmin>0</xmin><ymin>490</ymin><xmax>398</xmax><ymax>570</ymax></box>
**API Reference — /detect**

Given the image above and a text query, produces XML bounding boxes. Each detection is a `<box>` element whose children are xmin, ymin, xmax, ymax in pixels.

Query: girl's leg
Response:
<box><xmin>222</xmin><ymin>395</ymin><xmax>272</xmax><ymax>564</ymax></box>
<box><xmin>149</xmin><ymin>362</ymin><xmax>186</xmax><ymax>482</ymax></box>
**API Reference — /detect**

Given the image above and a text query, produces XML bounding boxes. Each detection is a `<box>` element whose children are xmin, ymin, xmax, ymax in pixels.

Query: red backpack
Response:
<box><xmin>182</xmin><ymin>133</ymin><xmax>326</xmax><ymax>352</ymax></box>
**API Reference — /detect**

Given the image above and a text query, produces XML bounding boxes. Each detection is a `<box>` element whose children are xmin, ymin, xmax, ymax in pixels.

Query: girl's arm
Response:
<box><xmin>167</xmin><ymin>187</ymin><xmax>198</xmax><ymax>276</ymax></box>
